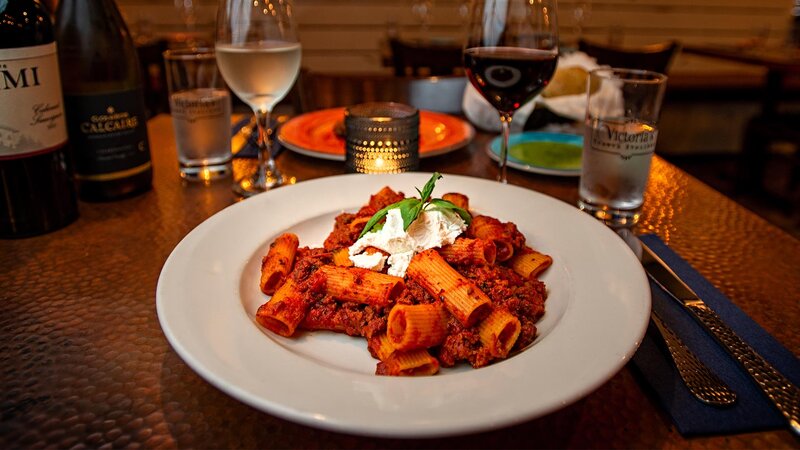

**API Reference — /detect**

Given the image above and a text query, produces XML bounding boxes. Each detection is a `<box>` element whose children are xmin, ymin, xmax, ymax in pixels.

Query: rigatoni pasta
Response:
<box><xmin>467</xmin><ymin>215</ymin><xmax>525</xmax><ymax>262</ymax></box>
<box><xmin>438</xmin><ymin>237</ymin><xmax>496</xmax><ymax>266</ymax></box>
<box><xmin>255</xmin><ymin>278</ymin><xmax>306</xmax><ymax>337</ymax></box>
<box><xmin>259</xmin><ymin>232</ymin><xmax>299</xmax><ymax>294</ymax></box>
<box><xmin>387</xmin><ymin>303</ymin><xmax>449</xmax><ymax>351</ymax></box>
<box><xmin>376</xmin><ymin>349</ymin><xmax>440</xmax><ymax>376</ymax></box>
<box><xmin>406</xmin><ymin>249</ymin><xmax>492</xmax><ymax>327</ymax></box>
<box><xmin>509</xmin><ymin>249</ymin><xmax>553</xmax><ymax>279</ymax></box>
<box><xmin>318</xmin><ymin>265</ymin><xmax>405</xmax><ymax>307</ymax></box>
<box><xmin>367</xmin><ymin>332</ymin><xmax>440</xmax><ymax>376</ymax></box>
<box><xmin>478</xmin><ymin>308</ymin><xmax>522</xmax><ymax>358</ymax></box>
<box><xmin>331</xmin><ymin>248</ymin><xmax>353</xmax><ymax>267</ymax></box>
<box><xmin>442</xmin><ymin>192</ymin><xmax>469</xmax><ymax>211</ymax></box>
<box><xmin>368</xmin><ymin>332</ymin><xmax>396</xmax><ymax>361</ymax></box>
<box><xmin>254</xmin><ymin>175</ymin><xmax>550</xmax><ymax>376</ymax></box>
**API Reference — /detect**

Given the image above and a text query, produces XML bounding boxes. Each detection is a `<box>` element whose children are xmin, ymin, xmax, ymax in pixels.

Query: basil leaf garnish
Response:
<box><xmin>398</xmin><ymin>198</ymin><xmax>421</xmax><ymax>230</ymax></box>
<box><xmin>358</xmin><ymin>197</ymin><xmax>419</xmax><ymax>238</ymax></box>
<box><xmin>427</xmin><ymin>198</ymin><xmax>472</xmax><ymax>225</ymax></box>
<box><xmin>419</xmin><ymin>172</ymin><xmax>442</xmax><ymax>202</ymax></box>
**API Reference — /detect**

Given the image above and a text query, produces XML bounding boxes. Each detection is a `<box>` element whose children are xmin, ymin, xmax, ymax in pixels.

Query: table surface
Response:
<box><xmin>1</xmin><ymin>114</ymin><xmax>799</xmax><ymax>449</ymax></box>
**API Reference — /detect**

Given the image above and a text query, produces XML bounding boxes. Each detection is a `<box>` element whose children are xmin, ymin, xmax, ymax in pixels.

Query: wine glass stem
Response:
<box><xmin>498</xmin><ymin>112</ymin><xmax>512</xmax><ymax>184</ymax></box>
<box><xmin>253</xmin><ymin>107</ymin><xmax>282</xmax><ymax>185</ymax></box>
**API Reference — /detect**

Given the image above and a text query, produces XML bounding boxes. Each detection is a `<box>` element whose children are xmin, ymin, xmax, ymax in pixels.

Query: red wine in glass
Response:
<box><xmin>464</xmin><ymin>47</ymin><xmax>558</xmax><ymax>114</ymax></box>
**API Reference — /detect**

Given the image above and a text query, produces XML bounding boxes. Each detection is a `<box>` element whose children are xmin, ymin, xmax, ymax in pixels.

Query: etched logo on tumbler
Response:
<box><xmin>580</xmin><ymin>119</ymin><xmax>658</xmax><ymax>211</ymax></box>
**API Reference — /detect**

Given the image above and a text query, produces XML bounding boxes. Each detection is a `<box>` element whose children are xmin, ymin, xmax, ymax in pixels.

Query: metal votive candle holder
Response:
<box><xmin>344</xmin><ymin>102</ymin><xmax>420</xmax><ymax>174</ymax></box>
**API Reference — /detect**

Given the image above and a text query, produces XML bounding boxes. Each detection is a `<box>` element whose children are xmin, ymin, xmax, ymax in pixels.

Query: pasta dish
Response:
<box><xmin>255</xmin><ymin>173</ymin><xmax>551</xmax><ymax>376</ymax></box>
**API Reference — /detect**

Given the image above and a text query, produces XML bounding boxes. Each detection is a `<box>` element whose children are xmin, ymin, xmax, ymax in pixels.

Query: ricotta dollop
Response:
<box><xmin>348</xmin><ymin>207</ymin><xmax>467</xmax><ymax>277</ymax></box>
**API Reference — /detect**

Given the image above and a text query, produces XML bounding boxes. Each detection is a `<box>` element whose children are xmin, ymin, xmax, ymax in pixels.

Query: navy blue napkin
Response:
<box><xmin>632</xmin><ymin>234</ymin><xmax>800</xmax><ymax>436</ymax></box>
<box><xmin>230</xmin><ymin>116</ymin><xmax>283</xmax><ymax>159</ymax></box>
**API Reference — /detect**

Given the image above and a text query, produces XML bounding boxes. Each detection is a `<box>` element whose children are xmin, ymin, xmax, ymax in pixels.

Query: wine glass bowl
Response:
<box><xmin>463</xmin><ymin>0</ymin><xmax>559</xmax><ymax>183</ymax></box>
<box><xmin>215</xmin><ymin>0</ymin><xmax>301</xmax><ymax>196</ymax></box>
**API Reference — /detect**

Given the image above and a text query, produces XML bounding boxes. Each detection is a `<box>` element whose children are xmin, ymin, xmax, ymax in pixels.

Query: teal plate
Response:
<box><xmin>487</xmin><ymin>131</ymin><xmax>583</xmax><ymax>177</ymax></box>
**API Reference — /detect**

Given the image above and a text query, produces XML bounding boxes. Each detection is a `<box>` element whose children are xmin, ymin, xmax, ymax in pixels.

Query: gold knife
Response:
<box><xmin>641</xmin><ymin>241</ymin><xmax>800</xmax><ymax>436</ymax></box>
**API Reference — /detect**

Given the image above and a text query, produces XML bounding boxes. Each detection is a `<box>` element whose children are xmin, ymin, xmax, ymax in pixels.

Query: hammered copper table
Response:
<box><xmin>1</xmin><ymin>115</ymin><xmax>798</xmax><ymax>449</ymax></box>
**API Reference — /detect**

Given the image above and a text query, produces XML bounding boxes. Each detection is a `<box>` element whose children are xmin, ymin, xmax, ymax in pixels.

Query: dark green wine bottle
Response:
<box><xmin>55</xmin><ymin>0</ymin><xmax>153</xmax><ymax>201</ymax></box>
<box><xmin>0</xmin><ymin>0</ymin><xmax>79</xmax><ymax>238</ymax></box>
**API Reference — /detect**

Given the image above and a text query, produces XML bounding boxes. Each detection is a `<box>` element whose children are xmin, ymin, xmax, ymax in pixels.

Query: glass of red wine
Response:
<box><xmin>464</xmin><ymin>0</ymin><xmax>559</xmax><ymax>183</ymax></box>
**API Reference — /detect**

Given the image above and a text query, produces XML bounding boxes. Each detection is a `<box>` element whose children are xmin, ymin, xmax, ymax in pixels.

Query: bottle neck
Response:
<box><xmin>55</xmin><ymin>0</ymin><xmax>143</xmax><ymax>88</ymax></box>
<box><xmin>56</xmin><ymin>0</ymin><xmax>134</xmax><ymax>41</ymax></box>
<box><xmin>0</xmin><ymin>1</ymin><xmax>54</xmax><ymax>49</ymax></box>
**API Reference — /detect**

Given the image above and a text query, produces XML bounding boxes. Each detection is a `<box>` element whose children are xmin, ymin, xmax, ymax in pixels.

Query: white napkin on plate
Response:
<box><xmin>537</xmin><ymin>52</ymin><xmax>604</xmax><ymax>121</ymax></box>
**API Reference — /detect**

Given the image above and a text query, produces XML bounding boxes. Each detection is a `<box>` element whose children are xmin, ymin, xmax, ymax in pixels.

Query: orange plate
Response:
<box><xmin>277</xmin><ymin>107</ymin><xmax>475</xmax><ymax>161</ymax></box>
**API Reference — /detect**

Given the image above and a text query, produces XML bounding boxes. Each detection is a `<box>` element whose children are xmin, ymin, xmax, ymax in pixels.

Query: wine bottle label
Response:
<box><xmin>64</xmin><ymin>89</ymin><xmax>152</xmax><ymax>179</ymax></box>
<box><xmin>0</xmin><ymin>43</ymin><xmax>69</xmax><ymax>160</ymax></box>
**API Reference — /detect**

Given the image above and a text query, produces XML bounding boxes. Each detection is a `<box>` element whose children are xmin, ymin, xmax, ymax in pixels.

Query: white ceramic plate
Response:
<box><xmin>156</xmin><ymin>173</ymin><xmax>651</xmax><ymax>438</ymax></box>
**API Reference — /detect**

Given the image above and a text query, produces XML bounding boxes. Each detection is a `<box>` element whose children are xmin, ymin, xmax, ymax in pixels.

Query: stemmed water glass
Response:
<box><xmin>215</xmin><ymin>0</ymin><xmax>301</xmax><ymax>196</ymax></box>
<box><xmin>464</xmin><ymin>0</ymin><xmax>559</xmax><ymax>183</ymax></box>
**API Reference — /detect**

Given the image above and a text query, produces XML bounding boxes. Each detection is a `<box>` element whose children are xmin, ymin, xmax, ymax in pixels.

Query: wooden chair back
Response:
<box><xmin>298</xmin><ymin>72</ymin><xmax>466</xmax><ymax>114</ymax></box>
<box><xmin>389</xmin><ymin>38</ymin><xmax>463</xmax><ymax>76</ymax></box>
<box><xmin>577</xmin><ymin>39</ymin><xmax>680</xmax><ymax>74</ymax></box>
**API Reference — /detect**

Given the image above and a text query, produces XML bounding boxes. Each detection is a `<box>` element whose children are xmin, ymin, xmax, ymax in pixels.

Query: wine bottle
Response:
<box><xmin>0</xmin><ymin>0</ymin><xmax>79</xmax><ymax>238</ymax></box>
<box><xmin>55</xmin><ymin>0</ymin><xmax>153</xmax><ymax>201</ymax></box>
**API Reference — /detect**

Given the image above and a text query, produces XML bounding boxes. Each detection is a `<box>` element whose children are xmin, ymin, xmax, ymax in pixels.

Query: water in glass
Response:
<box><xmin>170</xmin><ymin>88</ymin><xmax>232</xmax><ymax>178</ymax></box>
